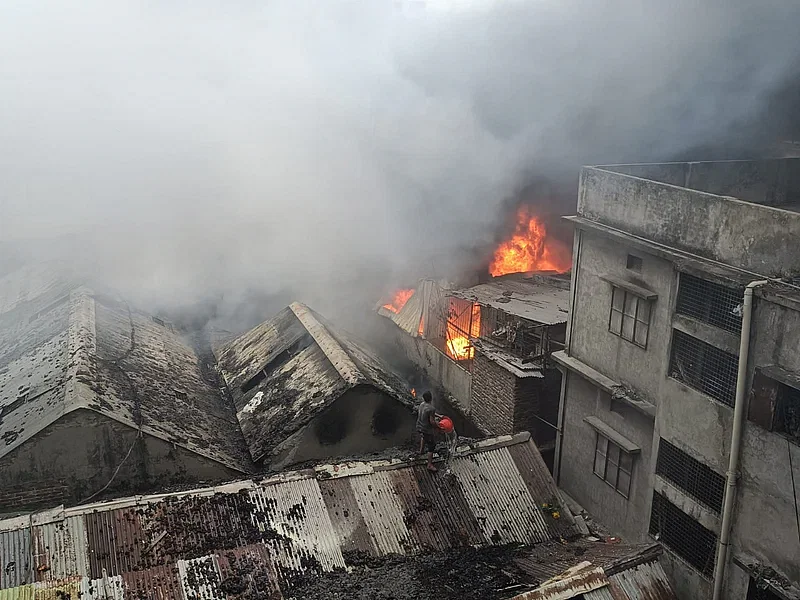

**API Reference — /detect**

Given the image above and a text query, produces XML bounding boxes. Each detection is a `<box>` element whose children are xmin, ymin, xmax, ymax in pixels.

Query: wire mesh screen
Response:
<box><xmin>649</xmin><ymin>491</ymin><xmax>717</xmax><ymax>577</ymax></box>
<box><xmin>480</xmin><ymin>305</ymin><xmax>549</xmax><ymax>360</ymax></box>
<box><xmin>656</xmin><ymin>439</ymin><xmax>725</xmax><ymax>513</ymax></box>
<box><xmin>676</xmin><ymin>273</ymin><xmax>743</xmax><ymax>334</ymax></box>
<box><xmin>669</xmin><ymin>330</ymin><xmax>738</xmax><ymax>406</ymax></box>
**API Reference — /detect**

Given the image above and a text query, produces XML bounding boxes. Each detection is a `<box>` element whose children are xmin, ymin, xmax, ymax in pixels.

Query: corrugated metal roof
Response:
<box><xmin>450</xmin><ymin>279</ymin><xmax>569</xmax><ymax>325</ymax></box>
<box><xmin>216</xmin><ymin>302</ymin><xmax>414</xmax><ymax>464</ymax></box>
<box><xmin>594</xmin><ymin>560</ymin><xmax>676</xmax><ymax>600</ymax></box>
<box><xmin>0</xmin><ymin>585</ymin><xmax>33</xmax><ymax>600</ymax></box>
<box><xmin>0</xmin><ymin>433</ymin><xmax>576</xmax><ymax>598</ymax></box>
<box><xmin>0</xmin><ymin>529</ymin><xmax>31</xmax><ymax>589</ymax></box>
<box><xmin>378</xmin><ymin>279</ymin><xmax>448</xmax><ymax>339</ymax></box>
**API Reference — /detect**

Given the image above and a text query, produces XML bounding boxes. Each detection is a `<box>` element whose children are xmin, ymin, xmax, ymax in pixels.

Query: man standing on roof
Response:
<box><xmin>417</xmin><ymin>390</ymin><xmax>443</xmax><ymax>472</ymax></box>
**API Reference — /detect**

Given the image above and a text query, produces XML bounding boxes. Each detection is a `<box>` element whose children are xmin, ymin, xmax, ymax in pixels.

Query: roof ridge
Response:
<box><xmin>289</xmin><ymin>302</ymin><xmax>362</xmax><ymax>386</ymax></box>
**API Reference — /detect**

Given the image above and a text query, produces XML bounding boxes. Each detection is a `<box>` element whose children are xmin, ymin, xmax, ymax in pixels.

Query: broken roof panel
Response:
<box><xmin>0</xmin><ymin>433</ymin><xmax>577</xmax><ymax>597</ymax></box>
<box><xmin>216</xmin><ymin>302</ymin><xmax>414</xmax><ymax>463</ymax></box>
<box><xmin>378</xmin><ymin>279</ymin><xmax>448</xmax><ymax>338</ymax></box>
<box><xmin>0</xmin><ymin>273</ymin><xmax>253</xmax><ymax>472</ymax></box>
<box><xmin>450</xmin><ymin>278</ymin><xmax>570</xmax><ymax>325</ymax></box>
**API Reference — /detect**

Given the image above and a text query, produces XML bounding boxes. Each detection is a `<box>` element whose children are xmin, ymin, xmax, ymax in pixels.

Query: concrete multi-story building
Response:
<box><xmin>553</xmin><ymin>159</ymin><xmax>800</xmax><ymax>599</ymax></box>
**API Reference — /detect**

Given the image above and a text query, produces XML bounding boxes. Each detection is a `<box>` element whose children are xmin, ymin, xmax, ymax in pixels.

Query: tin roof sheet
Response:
<box><xmin>0</xmin><ymin>434</ymin><xmax>576</xmax><ymax>598</ymax></box>
<box><xmin>378</xmin><ymin>279</ymin><xmax>448</xmax><ymax>339</ymax></box>
<box><xmin>216</xmin><ymin>302</ymin><xmax>414</xmax><ymax>464</ymax></box>
<box><xmin>450</xmin><ymin>279</ymin><xmax>570</xmax><ymax>325</ymax></box>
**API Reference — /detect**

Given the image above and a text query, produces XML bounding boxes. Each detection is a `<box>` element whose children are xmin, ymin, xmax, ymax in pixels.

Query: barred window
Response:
<box><xmin>669</xmin><ymin>330</ymin><xmax>738</xmax><ymax>406</ymax></box>
<box><xmin>609</xmin><ymin>287</ymin><xmax>651</xmax><ymax>348</ymax></box>
<box><xmin>649</xmin><ymin>491</ymin><xmax>717</xmax><ymax>577</ymax></box>
<box><xmin>593</xmin><ymin>433</ymin><xmax>633</xmax><ymax>498</ymax></box>
<box><xmin>656</xmin><ymin>439</ymin><xmax>725</xmax><ymax>513</ymax></box>
<box><xmin>676</xmin><ymin>273</ymin><xmax>743</xmax><ymax>334</ymax></box>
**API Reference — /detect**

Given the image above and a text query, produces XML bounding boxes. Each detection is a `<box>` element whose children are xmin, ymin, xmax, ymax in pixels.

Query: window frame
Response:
<box><xmin>608</xmin><ymin>286</ymin><xmax>652</xmax><ymax>349</ymax></box>
<box><xmin>593</xmin><ymin>432</ymin><xmax>634</xmax><ymax>498</ymax></box>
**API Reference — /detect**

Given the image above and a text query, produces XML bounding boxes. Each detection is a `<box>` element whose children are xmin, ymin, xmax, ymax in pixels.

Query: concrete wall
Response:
<box><xmin>568</xmin><ymin>231</ymin><xmax>675</xmax><ymax>406</ymax></box>
<box><xmin>272</xmin><ymin>387</ymin><xmax>416</xmax><ymax>469</ymax></box>
<box><xmin>558</xmin><ymin>372</ymin><xmax>655</xmax><ymax>544</ymax></box>
<box><xmin>579</xmin><ymin>166</ymin><xmax>800</xmax><ymax>276</ymax></box>
<box><xmin>604</xmin><ymin>158</ymin><xmax>800</xmax><ymax>207</ymax></box>
<box><xmin>0</xmin><ymin>409</ymin><xmax>241</xmax><ymax>511</ymax></box>
<box><xmin>394</xmin><ymin>329</ymin><xmax>472</xmax><ymax>410</ymax></box>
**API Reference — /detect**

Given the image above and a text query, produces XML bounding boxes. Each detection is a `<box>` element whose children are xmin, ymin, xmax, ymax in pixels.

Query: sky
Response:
<box><xmin>1</xmin><ymin>0</ymin><xmax>798</xmax><ymax>332</ymax></box>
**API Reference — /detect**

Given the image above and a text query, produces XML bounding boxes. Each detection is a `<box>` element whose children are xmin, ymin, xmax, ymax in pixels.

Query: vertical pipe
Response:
<box><xmin>712</xmin><ymin>280</ymin><xmax>768</xmax><ymax>600</ymax></box>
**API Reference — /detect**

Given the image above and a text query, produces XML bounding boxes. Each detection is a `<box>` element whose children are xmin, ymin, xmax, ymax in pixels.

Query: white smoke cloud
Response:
<box><xmin>0</xmin><ymin>0</ymin><xmax>797</xmax><ymax>330</ymax></box>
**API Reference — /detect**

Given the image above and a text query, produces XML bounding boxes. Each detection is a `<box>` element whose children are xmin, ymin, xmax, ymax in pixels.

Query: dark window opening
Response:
<box><xmin>316</xmin><ymin>410</ymin><xmax>349</xmax><ymax>445</ymax></box>
<box><xmin>609</xmin><ymin>286</ymin><xmax>651</xmax><ymax>348</ymax></box>
<box><xmin>676</xmin><ymin>273</ymin><xmax>743</xmax><ymax>334</ymax></box>
<box><xmin>649</xmin><ymin>491</ymin><xmax>717</xmax><ymax>577</ymax></box>
<box><xmin>371</xmin><ymin>403</ymin><xmax>399</xmax><ymax>438</ymax></box>
<box><xmin>656</xmin><ymin>438</ymin><xmax>725</xmax><ymax>513</ymax></box>
<box><xmin>747</xmin><ymin>576</ymin><xmax>784</xmax><ymax>600</ymax></box>
<box><xmin>749</xmin><ymin>370</ymin><xmax>800</xmax><ymax>443</ymax></box>
<box><xmin>626</xmin><ymin>254</ymin><xmax>642</xmax><ymax>272</ymax></box>
<box><xmin>241</xmin><ymin>333</ymin><xmax>313</xmax><ymax>393</ymax></box>
<box><xmin>669</xmin><ymin>330</ymin><xmax>738</xmax><ymax>406</ymax></box>
<box><xmin>593</xmin><ymin>433</ymin><xmax>633</xmax><ymax>498</ymax></box>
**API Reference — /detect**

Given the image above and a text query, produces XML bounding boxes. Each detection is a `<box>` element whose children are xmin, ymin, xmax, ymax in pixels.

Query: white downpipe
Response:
<box><xmin>712</xmin><ymin>280</ymin><xmax>768</xmax><ymax>600</ymax></box>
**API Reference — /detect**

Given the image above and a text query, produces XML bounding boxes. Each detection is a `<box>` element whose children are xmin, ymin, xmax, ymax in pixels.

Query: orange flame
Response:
<box><xmin>382</xmin><ymin>289</ymin><xmax>414</xmax><ymax>313</ymax></box>
<box><xmin>489</xmin><ymin>207</ymin><xmax>571</xmax><ymax>277</ymax></box>
<box><xmin>446</xmin><ymin>303</ymin><xmax>480</xmax><ymax>361</ymax></box>
<box><xmin>411</xmin><ymin>388</ymin><xmax>416</xmax><ymax>398</ymax></box>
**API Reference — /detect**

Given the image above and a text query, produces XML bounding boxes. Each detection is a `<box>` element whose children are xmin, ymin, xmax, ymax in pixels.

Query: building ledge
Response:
<box><xmin>552</xmin><ymin>351</ymin><xmax>657</xmax><ymax>418</ymax></box>
<box><xmin>733</xmin><ymin>554</ymin><xmax>800</xmax><ymax>600</ymax></box>
<box><xmin>583</xmin><ymin>416</ymin><xmax>640</xmax><ymax>453</ymax></box>
<box><xmin>600</xmin><ymin>274</ymin><xmax>658</xmax><ymax>300</ymax></box>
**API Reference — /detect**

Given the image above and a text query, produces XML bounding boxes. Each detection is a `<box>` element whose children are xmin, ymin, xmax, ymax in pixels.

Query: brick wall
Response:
<box><xmin>471</xmin><ymin>353</ymin><xmax>517</xmax><ymax>434</ymax></box>
<box><xmin>0</xmin><ymin>482</ymin><xmax>70</xmax><ymax>512</ymax></box>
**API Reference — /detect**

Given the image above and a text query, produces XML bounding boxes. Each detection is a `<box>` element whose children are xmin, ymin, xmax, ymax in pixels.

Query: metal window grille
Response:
<box><xmin>480</xmin><ymin>305</ymin><xmax>550</xmax><ymax>361</ymax></box>
<box><xmin>655</xmin><ymin>439</ymin><xmax>725</xmax><ymax>513</ymax></box>
<box><xmin>747</xmin><ymin>577</ymin><xmax>784</xmax><ymax>600</ymax></box>
<box><xmin>609</xmin><ymin>287</ymin><xmax>651</xmax><ymax>348</ymax></box>
<box><xmin>649</xmin><ymin>491</ymin><xmax>717</xmax><ymax>577</ymax></box>
<box><xmin>669</xmin><ymin>330</ymin><xmax>738</xmax><ymax>406</ymax></box>
<box><xmin>593</xmin><ymin>433</ymin><xmax>633</xmax><ymax>498</ymax></box>
<box><xmin>676</xmin><ymin>273</ymin><xmax>743</xmax><ymax>334</ymax></box>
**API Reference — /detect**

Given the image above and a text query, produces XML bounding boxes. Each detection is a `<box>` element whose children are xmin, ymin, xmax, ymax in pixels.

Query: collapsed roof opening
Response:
<box><xmin>240</xmin><ymin>332</ymin><xmax>314</xmax><ymax>394</ymax></box>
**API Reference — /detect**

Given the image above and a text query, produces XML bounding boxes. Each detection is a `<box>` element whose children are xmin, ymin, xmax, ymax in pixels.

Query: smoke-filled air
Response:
<box><xmin>1</xmin><ymin>0</ymin><xmax>799</xmax><ymax>332</ymax></box>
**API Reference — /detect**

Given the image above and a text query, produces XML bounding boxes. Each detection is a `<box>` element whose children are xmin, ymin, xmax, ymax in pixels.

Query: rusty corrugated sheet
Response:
<box><xmin>0</xmin><ymin>528</ymin><xmax>31</xmax><ymax>589</ymax></box>
<box><xmin>31</xmin><ymin>516</ymin><xmax>88</xmax><ymax>581</ymax></box>
<box><xmin>250</xmin><ymin>478</ymin><xmax>345</xmax><ymax>574</ymax></box>
<box><xmin>84</xmin><ymin>508</ymin><xmax>144</xmax><ymax>579</ymax></box>
<box><xmin>31</xmin><ymin>578</ymin><xmax>82</xmax><ymax>599</ymax></box>
<box><xmin>511</xmin><ymin>563</ymin><xmax>609</xmax><ymax>600</ymax></box>
<box><xmin>0</xmin><ymin>586</ymin><xmax>33</xmax><ymax>600</ymax></box>
<box><xmin>120</xmin><ymin>564</ymin><xmax>182</xmax><ymax>600</ymax></box>
<box><xmin>450</xmin><ymin>447</ymin><xmax>550</xmax><ymax>545</ymax></box>
<box><xmin>411</xmin><ymin>464</ymin><xmax>485</xmax><ymax>547</ymax></box>
<box><xmin>318</xmin><ymin>478</ymin><xmax>377</xmax><ymax>556</ymax></box>
<box><xmin>595</xmin><ymin>561</ymin><xmax>677</xmax><ymax>600</ymax></box>
<box><xmin>508</xmin><ymin>442</ymin><xmax>579</xmax><ymax>539</ymax></box>
<box><xmin>216</xmin><ymin>544</ymin><xmax>282</xmax><ymax>600</ymax></box>
<box><xmin>388</xmin><ymin>469</ymin><xmax>449</xmax><ymax>552</ymax></box>
<box><xmin>178</xmin><ymin>555</ymin><xmax>222</xmax><ymax>600</ymax></box>
<box><xmin>350</xmin><ymin>471</ymin><xmax>414</xmax><ymax>555</ymax></box>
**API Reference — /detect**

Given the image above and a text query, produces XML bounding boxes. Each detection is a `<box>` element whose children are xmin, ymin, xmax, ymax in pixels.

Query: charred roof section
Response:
<box><xmin>216</xmin><ymin>302</ymin><xmax>415</xmax><ymax>464</ymax></box>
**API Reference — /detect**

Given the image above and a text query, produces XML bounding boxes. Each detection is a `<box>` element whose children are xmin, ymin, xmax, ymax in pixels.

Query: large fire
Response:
<box><xmin>489</xmin><ymin>207</ymin><xmax>571</xmax><ymax>277</ymax></box>
<box><xmin>382</xmin><ymin>289</ymin><xmax>414</xmax><ymax>313</ymax></box>
<box><xmin>446</xmin><ymin>303</ymin><xmax>480</xmax><ymax>361</ymax></box>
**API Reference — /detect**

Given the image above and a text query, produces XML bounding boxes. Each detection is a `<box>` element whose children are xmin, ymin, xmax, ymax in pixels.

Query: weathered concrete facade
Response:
<box><xmin>555</xmin><ymin>159</ymin><xmax>800</xmax><ymax>599</ymax></box>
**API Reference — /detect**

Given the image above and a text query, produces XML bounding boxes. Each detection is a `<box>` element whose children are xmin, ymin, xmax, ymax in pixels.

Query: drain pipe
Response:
<box><xmin>712</xmin><ymin>279</ymin><xmax>768</xmax><ymax>600</ymax></box>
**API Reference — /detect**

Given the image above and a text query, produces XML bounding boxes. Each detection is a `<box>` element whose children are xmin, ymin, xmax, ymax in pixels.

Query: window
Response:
<box><xmin>676</xmin><ymin>273</ymin><xmax>743</xmax><ymax>334</ymax></box>
<box><xmin>747</xmin><ymin>577</ymin><xmax>784</xmax><ymax>600</ymax></box>
<box><xmin>626</xmin><ymin>254</ymin><xmax>642</xmax><ymax>272</ymax></box>
<box><xmin>656</xmin><ymin>439</ymin><xmax>725</xmax><ymax>513</ymax></box>
<box><xmin>609</xmin><ymin>287</ymin><xmax>651</xmax><ymax>348</ymax></box>
<box><xmin>749</xmin><ymin>369</ymin><xmax>800</xmax><ymax>443</ymax></box>
<box><xmin>649</xmin><ymin>491</ymin><xmax>717</xmax><ymax>577</ymax></box>
<box><xmin>593</xmin><ymin>433</ymin><xmax>633</xmax><ymax>498</ymax></box>
<box><xmin>669</xmin><ymin>330</ymin><xmax>738</xmax><ymax>406</ymax></box>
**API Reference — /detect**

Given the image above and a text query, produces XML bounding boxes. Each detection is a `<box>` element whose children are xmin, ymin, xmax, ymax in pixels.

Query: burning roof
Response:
<box><xmin>490</xmin><ymin>207</ymin><xmax>572</xmax><ymax>277</ymax></box>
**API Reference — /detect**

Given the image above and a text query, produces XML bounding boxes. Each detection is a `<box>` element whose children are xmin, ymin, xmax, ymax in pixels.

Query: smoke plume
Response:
<box><xmin>1</xmin><ymin>0</ymin><xmax>798</xmax><ymax>332</ymax></box>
